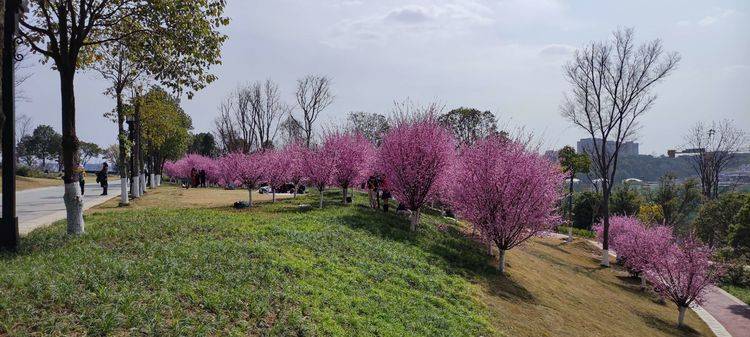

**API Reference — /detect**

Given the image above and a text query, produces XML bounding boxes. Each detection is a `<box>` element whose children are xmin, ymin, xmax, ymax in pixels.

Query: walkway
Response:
<box><xmin>0</xmin><ymin>181</ymin><xmax>121</xmax><ymax>235</ymax></box>
<box><xmin>548</xmin><ymin>232</ymin><xmax>749</xmax><ymax>337</ymax></box>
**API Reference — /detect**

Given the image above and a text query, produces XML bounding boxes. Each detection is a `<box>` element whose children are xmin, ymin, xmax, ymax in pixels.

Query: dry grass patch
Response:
<box><xmin>13</xmin><ymin>176</ymin><xmax>63</xmax><ymax>191</ymax></box>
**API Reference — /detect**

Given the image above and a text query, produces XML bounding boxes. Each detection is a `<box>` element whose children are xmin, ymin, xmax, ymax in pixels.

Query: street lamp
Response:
<box><xmin>1</xmin><ymin>0</ymin><xmax>29</xmax><ymax>250</ymax></box>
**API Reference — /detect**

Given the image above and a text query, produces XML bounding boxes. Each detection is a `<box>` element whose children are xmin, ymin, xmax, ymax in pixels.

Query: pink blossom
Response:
<box><xmin>217</xmin><ymin>152</ymin><xmax>264</xmax><ymax>206</ymax></box>
<box><xmin>377</xmin><ymin>119</ymin><xmax>456</xmax><ymax>230</ymax></box>
<box><xmin>300</xmin><ymin>145</ymin><xmax>336</xmax><ymax>208</ymax></box>
<box><xmin>323</xmin><ymin>131</ymin><xmax>375</xmax><ymax>204</ymax></box>
<box><xmin>450</xmin><ymin>136</ymin><xmax>564</xmax><ymax>272</ymax></box>
<box><xmin>259</xmin><ymin>149</ymin><xmax>291</xmax><ymax>202</ymax></box>
<box><xmin>281</xmin><ymin>142</ymin><xmax>308</xmax><ymax>197</ymax></box>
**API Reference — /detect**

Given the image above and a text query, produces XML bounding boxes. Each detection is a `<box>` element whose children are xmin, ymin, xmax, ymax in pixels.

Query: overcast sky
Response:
<box><xmin>16</xmin><ymin>0</ymin><xmax>750</xmax><ymax>155</ymax></box>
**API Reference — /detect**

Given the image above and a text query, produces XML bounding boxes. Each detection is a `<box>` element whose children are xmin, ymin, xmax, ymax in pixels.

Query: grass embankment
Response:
<box><xmin>2</xmin><ymin>176</ymin><xmax>63</xmax><ymax>191</ymax></box>
<box><xmin>722</xmin><ymin>284</ymin><xmax>750</xmax><ymax>304</ymax></box>
<box><xmin>0</xmin><ymin>186</ymin><xmax>714</xmax><ymax>336</ymax></box>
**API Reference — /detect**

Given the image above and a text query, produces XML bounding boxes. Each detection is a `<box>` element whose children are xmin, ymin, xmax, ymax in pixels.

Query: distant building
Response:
<box><xmin>577</xmin><ymin>138</ymin><xmax>639</xmax><ymax>158</ymax></box>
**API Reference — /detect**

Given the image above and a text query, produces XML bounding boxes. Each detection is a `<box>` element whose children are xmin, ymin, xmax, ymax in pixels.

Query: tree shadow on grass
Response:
<box><xmin>635</xmin><ymin>311</ymin><xmax>702</xmax><ymax>337</ymax></box>
<box><xmin>337</xmin><ymin>205</ymin><xmax>537</xmax><ymax>303</ymax></box>
<box><xmin>536</xmin><ymin>240</ymin><xmax>571</xmax><ymax>255</ymax></box>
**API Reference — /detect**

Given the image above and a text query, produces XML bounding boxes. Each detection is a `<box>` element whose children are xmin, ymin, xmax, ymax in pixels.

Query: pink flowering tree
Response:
<box><xmin>645</xmin><ymin>238</ymin><xmax>723</xmax><ymax>327</ymax></box>
<box><xmin>596</xmin><ymin>216</ymin><xmax>674</xmax><ymax>288</ymax></box>
<box><xmin>377</xmin><ymin>120</ymin><xmax>456</xmax><ymax>230</ymax></box>
<box><xmin>324</xmin><ymin>132</ymin><xmax>374</xmax><ymax>204</ymax></box>
<box><xmin>260</xmin><ymin>149</ymin><xmax>290</xmax><ymax>202</ymax></box>
<box><xmin>218</xmin><ymin>152</ymin><xmax>265</xmax><ymax>206</ymax></box>
<box><xmin>450</xmin><ymin>136</ymin><xmax>564</xmax><ymax>272</ymax></box>
<box><xmin>300</xmin><ymin>146</ymin><xmax>336</xmax><ymax>208</ymax></box>
<box><xmin>282</xmin><ymin>142</ymin><xmax>307</xmax><ymax>198</ymax></box>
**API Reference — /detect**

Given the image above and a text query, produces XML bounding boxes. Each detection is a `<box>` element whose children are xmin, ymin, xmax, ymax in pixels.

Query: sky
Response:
<box><xmin>16</xmin><ymin>0</ymin><xmax>750</xmax><ymax>155</ymax></box>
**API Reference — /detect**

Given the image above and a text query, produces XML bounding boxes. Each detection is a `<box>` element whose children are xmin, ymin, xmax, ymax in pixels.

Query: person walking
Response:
<box><xmin>97</xmin><ymin>162</ymin><xmax>109</xmax><ymax>196</ymax></box>
<box><xmin>75</xmin><ymin>165</ymin><xmax>86</xmax><ymax>195</ymax></box>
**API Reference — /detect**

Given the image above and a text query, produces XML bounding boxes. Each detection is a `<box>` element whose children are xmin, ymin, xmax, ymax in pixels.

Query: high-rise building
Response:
<box><xmin>576</xmin><ymin>138</ymin><xmax>639</xmax><ymax>158</ymax></box>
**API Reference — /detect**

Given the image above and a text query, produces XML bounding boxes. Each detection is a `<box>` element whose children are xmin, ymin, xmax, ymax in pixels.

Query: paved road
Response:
<box><xmin>547</xmin><ymin>232</ymin><xmax>747</xmax><ymax>337</ymax></box>
<box><xmin>0</xmin><ymin>180</ymin><xmax>120</xmax><ymax>235</ymax></box>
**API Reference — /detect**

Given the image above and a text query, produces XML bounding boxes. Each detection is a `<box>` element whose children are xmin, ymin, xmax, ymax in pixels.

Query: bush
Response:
<box><xmin>572</xmin><ymin>191</ymin><xmax>601</xmax><ymax>230</ymax></box>
<box><xmin>610</xmin><ymin>183</ymin><xmax>642</xmax><ymax>216</ymax></box>
<box><xmin>556</xmin><ymin>225</ymin><xmax>595</xmax><ymax>238</ymax></box>
<box><xmin>16</xmin><ymin>166</ymin><xmax>32</xmax><ymax>177</ymax></box>
<box><xmin>693</xmin><ymin>193</ymin><xmax>746</xmax><ymax>247</ymax></box>
<box><xmin>728</xmin><ymin>195</ymin><xmax>750</xmax><ymax>256</ymax></box>
<box><xmin>638</xmin><ymin>204</ymin><xmax>664</xmax><ymax>225</ymax></box>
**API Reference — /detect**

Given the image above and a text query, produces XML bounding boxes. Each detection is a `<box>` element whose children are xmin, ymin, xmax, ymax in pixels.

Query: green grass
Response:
<box><xmin>555</xmin><ymin>225</ymin><xmax>596</xmax><ymax>239</ymax></box>
<box><xmin>0</xmin><ymin>188</ymin><xmax>714</xmax><ymax>336</ymax></box>
<box><xmin>0</xmin><ymin>191</ymin><xmax>494</xmax><ymax>336</ymax></box>
<box><xmin>721</xmin><ymin>284</ymin><xmax>750</xmax><ymax>304</ymax></box>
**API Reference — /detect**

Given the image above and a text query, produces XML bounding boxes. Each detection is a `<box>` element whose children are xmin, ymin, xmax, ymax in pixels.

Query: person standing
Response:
<box><xmin>98</xmin><ymin>162</ymin><xmax>109</xmax><ymax>196</ymax></box>
<box><xmin>75</xmin><ymin>165</ymin><xmax>86</xmax><ymax>195</ymax></box>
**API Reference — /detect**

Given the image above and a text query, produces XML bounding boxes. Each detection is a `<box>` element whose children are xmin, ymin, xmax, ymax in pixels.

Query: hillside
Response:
<box><xmin>0</xmin><ymin>187</ymin><xmax>714</xmax><ymax>336</ymax></box>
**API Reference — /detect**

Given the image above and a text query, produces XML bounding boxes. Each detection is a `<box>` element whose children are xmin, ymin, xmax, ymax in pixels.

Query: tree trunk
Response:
<box><xmin>410</xmin><ymin>211</ymin><xmax>420</xmax><ymax>231</ymax></box>
<box><xmin>498</xmin><ymin>248</ymin><xmax>507</xmax><ymax>273</ymax></box>
<box><xmin>319</xmin><ymin>187</ymin><xmax>324</xmax><ymax>209</ymax></box>
<box><xmin>272</xmin><ymin>187</ymin><xmax>276</xmax><ymax>203</ymax></box>
<box><xmin>641</xmin><ymin>274</ymin><xmax>647</xmax><ymax>290</ymax></box>
<box><xmin>677</xmin><ymin>306</ymin><xmax>687</xmax><ymax>327</ymax></box>
<box><xmin>247</xmin><ymin>187</ymin><xmax>253</xmax><ymax>207</ymax></box>
<box><xmin>59</xmin><ymin>68</ymin><xmax>84</xmax><ymax>235</ymax></box>
<box><xmin>600</xmin><ymin>186</ymin><xmax>611</xmax><ymax>267</ymax></box>
<box><xmin>116</xmin><ymin>90</ymin><xmax>128</xmax><ymax>205</ymax></box>
<box><xmin>342</xmin><ymin>186</ymin><xmax>347</xmax><ymax>204</ymax></box>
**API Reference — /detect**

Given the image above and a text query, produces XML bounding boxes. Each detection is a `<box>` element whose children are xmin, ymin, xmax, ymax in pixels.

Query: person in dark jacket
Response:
<box><xmin>76</xmin><ymin>165</ymin><xmax>86</xmax><ymax>195</ymax></box>
<box><xmin>97</xmin><ymin>162</ymin><xmax>109</xmax><ymax>195</ymax></box>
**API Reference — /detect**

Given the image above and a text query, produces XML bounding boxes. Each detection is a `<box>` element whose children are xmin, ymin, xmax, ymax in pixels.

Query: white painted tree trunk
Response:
<box><xmin>410</xmin><ymin>211</ymin><xmax>420</xmax><ymax>231</ymax></box>
<box><xmin>120</xmin><ymin>177</ymin><xmax>129</xmax><ymax>205</ymax></box>
<box><xmin>641</xmin><ymin>274</ymin><xmax>646</xmax><ymax>290</ymax></box>
<box><xmin>677</xmin><ymin>306</ymin><xmax>687</xmax><ymax>327</ymax></box>
<box><xmin>131</xmin><ymin>176</ymin><xmax>140</xmax><ymax>198</ymax></box>
<box><xmin>149</xmin><ymin>173</ymin><xmax>155</xmax><ymax>189</ymax></box>
<box><xmin>319</xmin><ymin>188</ymin><xmax>324</xmax><ymax>209</ymax></box>
<box><xmin>156</xmin><ymin>174</ymin><xmax>161</xmax><ymax>186</ymax></box>
<box><xmin>139</xmin><ymin>174</ymin><xmax>146</xmax><ymax>195</ymax></box>
<box><xmin>64</xmin><ymin>183</ymin><xmax>85</xmax><ymax>235</ymax></box>
<box><xmin>498</xmin><ymin>249</ymin><xmax>507</xmax><ymax>273</ymax></box>
<box><xmin>342</xmin><ymin>188</ymin><xmax>347</xmax><ymax>204</ymax></box>
<box><xmin>601</xmin><ymin>249</ymin><xmax>610</xmax><ymax>267</ymax></box>
<box><xmin>567</xmin><ymin>226</ymin><xmax>573</xmax><ymax>243</ymax></box>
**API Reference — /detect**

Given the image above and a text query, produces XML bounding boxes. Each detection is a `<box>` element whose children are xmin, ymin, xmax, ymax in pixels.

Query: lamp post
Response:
<box><xmin>1</xmin><ymin>0</ymin><xmax>28</xmax><ymax>250</ymax></box>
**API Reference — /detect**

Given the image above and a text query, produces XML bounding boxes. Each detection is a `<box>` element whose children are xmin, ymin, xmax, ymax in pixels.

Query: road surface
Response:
<box><xmin>0</xmin><ymin>180</ymin><xmax>120</xmax><ymax>235</ymax></box>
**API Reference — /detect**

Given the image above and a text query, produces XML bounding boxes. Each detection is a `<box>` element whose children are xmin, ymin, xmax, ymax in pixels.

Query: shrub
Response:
<box><xmin>572</xmin><ymin>191</ymin><xmax>601</xmax><ymax>230</ymax></box>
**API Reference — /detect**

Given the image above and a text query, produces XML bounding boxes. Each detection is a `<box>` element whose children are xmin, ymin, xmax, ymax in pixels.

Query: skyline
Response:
<box><xmin>15</xmin><ymin>0</ymin><xmax>750</xmax><ymax>155</ymax></box>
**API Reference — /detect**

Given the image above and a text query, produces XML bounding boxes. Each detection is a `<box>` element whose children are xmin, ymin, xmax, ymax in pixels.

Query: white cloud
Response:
<box><xmin>538</xmin><ymin>44</ymin><xmax>576</xmax><ymax>57</ymax></box>
<box><xmin>697</xmin><ymin>8</ymin><xmax>738</xmax><ymax>26</ymax></box>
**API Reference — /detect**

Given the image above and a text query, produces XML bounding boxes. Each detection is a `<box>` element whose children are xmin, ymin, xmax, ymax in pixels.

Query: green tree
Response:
<box><xmin>438</xmin><ymin>107</ymin><xmax>498</xmax><ymax>146</ymax></box>
<box><xmin>650</xmin><ymin>173</ymin><xmax>702</xmax><ymax>232</ymax></box>
<box><xmin>728</xmin><ymin>195</ymin><xmax>750</xmax><ymax>256</ymax></box>
<box><xmin>346</xmin><ymin>112</ymin><xmax>389</xmax><ymax>145</ymax></box>
<box><xmin>189</xmin><ymin>132</ymin><xmax>218</xmax><ymax>157</ymax></box>
<box><xmin>610</xmin><ymin>183</ymin><xmax>642</xmax><ymax>216</ymax></box>
<box><xmin>17</xmin><ymin>125</ymin><xmax>61</xmax><ymax>169</ymax></box>
<box><xmin>693</xmin><ymin>193</ymin><xmax>745</xmax><ymax>247</ymax></box>
<box><xmin>78</xmin><ymin>141</ymin><xmax>102</xmax><ymax>166</ymax></box>
<box><xmin>558</xmin><ymin>146</ymin><xmax>591</xmax><ymax>230</ymax></box>
<box><xmin>18</xmin><ymin>0</ymin><xmax>228</xmax><ymax>234</ymax></box>
<box><xmin>139</xmin><ymin>87</ymin><xmax>192</xmax><ymax>178</ymax></box>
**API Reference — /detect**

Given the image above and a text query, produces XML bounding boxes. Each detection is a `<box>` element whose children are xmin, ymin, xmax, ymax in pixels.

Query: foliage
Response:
<box><xmin>78</xmin><ymin>141</ymin><xmax>103</xmax><ymax>166</ymax></box>
<box><xmin>139</xmin><ymin>87</ymin><xmax>193</xmax><ymax>171</ymax></box>
<box><xmin>610</xmin><ymin>183</ymin><xmax>642</xmax><ymax>216</ymax></box>
<box><xmin>189</xmin><ymin>133</ymin><xmax>219</xmax><ymax>157</ymax></box>
<box><xmin>376</xmin><ymin>120</ymin><xmax>456</xmax><ymax>230</ymax></box>
<box><xmin>324</xmin><ymin>132</ymin><xmax>374</xmax><ymax>202</ymax></box>
<box><xmin>650</xmin><ymin>173</ymin><xmax>702</xmax><ymax>231</ymax></box>
<box><xmin>638</xmin><ymin>204</ymin><xmax>665</xmax><ymax>226</ymax></box>
<box><xmin>346</xmin><ymin>112</ymin><xmax>389</xmax><ymax>145</ymax></box>
<box><xmin>555</xmin><ymin>226</ymin><xmax>596</xmax><ymax>239</ymax></box>
<box><xmin>693</xmin><ymin>193</ymin><xmax>746</xmax><ymax>247</ymax></box>
<box><xmin>16</xmin><ymin>125</ymin><xmax>61</xmax><ymax>167</ymax></box>
<box><xmin>300</xmin><ymin>145</ymin><xmax>337</xmax><ymax>208</ymax></box>
<box><xmin>645</xmin><ymin>238</ymin><xmax>723</xmax><ymax>324</ymax></box>
<box><xmin>450</xmin><ymin>136</ymin><xmax>563</xmax><ymax>271</ymax></box>
<box><xmin>728</xmin><ymin>195</ymin><xmax>750</xmax><ymax>256</ymax></box>
<box><xmin>572</xmin><ymin>191</ymin><xmax>602</xmax><ymax>230</ymax></box>
<box><xmin>437</xmin><ymin>108</ymin><xmax>498</xmax><ymax>146</ymax></box>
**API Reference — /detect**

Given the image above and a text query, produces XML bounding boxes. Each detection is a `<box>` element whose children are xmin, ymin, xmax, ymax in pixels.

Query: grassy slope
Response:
<box><xmin>4</xmin><ymin>176</ymin><xmax>63</xmax><ymax>191</ymax></box>
<box><xmin>0</xmin><ymin>187</ymin><xmax>714</xmax><ymax>336</ymax></box>
<box><xmin>721</xmin><ymin>285</ymin><xmax>750</xmax><ymax>305</ymax></box>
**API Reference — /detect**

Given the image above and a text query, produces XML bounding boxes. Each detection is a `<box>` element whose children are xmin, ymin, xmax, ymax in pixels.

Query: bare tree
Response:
<box><xmin>390</xmin><ymin>98</ymin><xmax>444</xmax><ymax>124</ymax></box>
<box><xmin>683</xmin><ymin>120</ymin><xmax>747</xmax><ymax>199</ymax></box>
<box><xmin>561</xmin><ymin>28</ymin><xmax>680</xmax><ymax>266</ymax></box>
<box><xmin>249</xmin><ymin>80</ymin><xmax>286</xmax><ymax>148</ymax></box>
<box><xmin>296</xmin><ymin>75</ymin><xmax>334</xmax><ymax>148</ymax></box>
<box><xmin>279</xmin><ymin>114</ymin><xmax>305</xmax><ymax>146</ymax></box>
